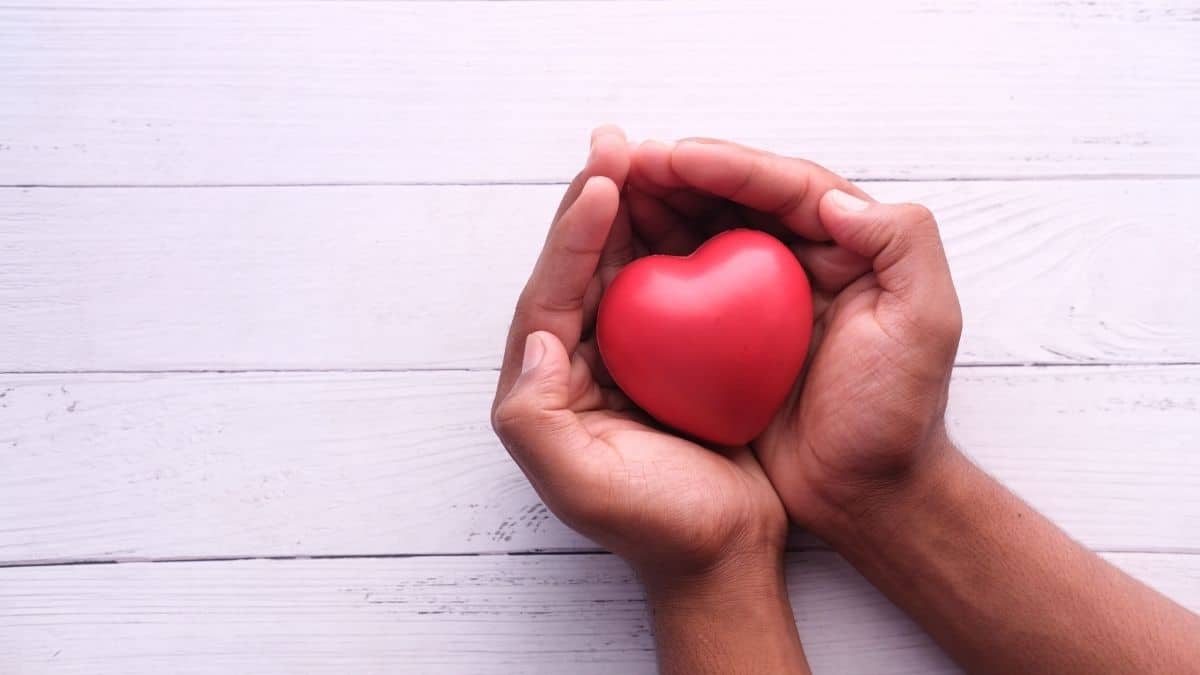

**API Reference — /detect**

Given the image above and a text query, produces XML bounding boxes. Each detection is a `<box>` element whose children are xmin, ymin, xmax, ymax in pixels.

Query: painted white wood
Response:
<box><xmin>1</xmin><ymin>551</ymin><xmax>1195</xmax><ymax>674</ymax></box>
<box><xmin>4</xmin><ymin>2</ymin><xmax>1196</xmax><ymax>673</ymax></box>
<box><xmin>1</xmin><ymin>366</ymin><xmax>1196</xmax><ymax>563</ymax></box>
<box><xmin>2</xmin><ymin>180</ymin><xmax>1197</xmax><ymax>371</ymax></box>
<box><xmin>2</xmin><ymin>1</ymin><xmax>1198</xmax><ymax>185</ymax></box>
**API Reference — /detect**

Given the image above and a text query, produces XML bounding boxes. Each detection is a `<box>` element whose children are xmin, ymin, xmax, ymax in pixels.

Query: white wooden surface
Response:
<box><xmin>2</xmin><ymin>180</ymin><xmax>1198</xmax><ymax>371</ymax></box>
<box><xmin>3</xmin><ymin>552</ymin><xmax>1198</xmax><ymax>675</ymax></box>
<box><xmin>1</xmin><ymin>366</ymin><xmax>1198</xmax><ymax>564</ymax></box>
<box><xmin>2</xmin><ymin>1</ymin><xmax>1198</xmax><ymax>673</ymax></box>
<box><xmin>2</xmin><ymin>1</ymin><xmax>1199</xmax><ymax>184</ymax></box>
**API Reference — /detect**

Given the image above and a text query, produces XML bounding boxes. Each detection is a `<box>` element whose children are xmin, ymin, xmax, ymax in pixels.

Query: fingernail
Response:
<box><xmin>826</xmin><ymin>189</ymin><xmax>870</xmax><ymax>212</ymax></box>
<box><xmin>521</xmin><ymin>333</ymin><xmax>545</xmax><ymax>373</ymax></box>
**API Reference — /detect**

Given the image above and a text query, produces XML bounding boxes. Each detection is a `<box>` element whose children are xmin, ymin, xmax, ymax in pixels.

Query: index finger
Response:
<box><xmin>552</xmin><ymin>125</ymin><xmax>629</xmax><ymax>224</ymax></box>
<box><xmin>667</xmin><ymin>139</ymin><xmax>873</xmax><ymax>241</ymax></box>
<box><xmin>497</xmin><ymin>175</ymin><xmax>622</xmax><ymax>403</ymax></box>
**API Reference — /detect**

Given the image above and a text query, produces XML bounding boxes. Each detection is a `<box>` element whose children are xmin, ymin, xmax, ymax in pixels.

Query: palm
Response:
<box><xmin>756</xmin><ymin>278</ymin><xmax>931</xmax><ymax>517</ymax></box>
<box><xmin>789</xmin><ymin>286</ymin><xmax>904</xmax><ymax>474</ymax></box>
<box><xmin>569</xmin><ymin>388</ymin><xmax>778</xmax><ymax>558</ymax></box>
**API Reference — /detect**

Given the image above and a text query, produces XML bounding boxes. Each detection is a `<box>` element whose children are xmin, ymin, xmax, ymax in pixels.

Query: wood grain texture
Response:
<box><xmin>1</xmin><ymin>551</ymin><xmax>1196</xmax><ymax>674</ymax></box>
<box><xmin>1</xmin><ymin>366</ymin><xmax>1196</xmax><ymax>563</ymax></box>
<box><xmin>2</xmin><ymin>179</ymin><xmax>1197</xmax><ymax>371</ymax></box>
<box><xmin>2</xmin><ymin>1</ymin><xmax>1199</xmax><ymax>185</ymax></box>
<box><xmin>5</xmin><ymin>2</ymin><xmax>1198</xmax><ymax>673</ymax></box>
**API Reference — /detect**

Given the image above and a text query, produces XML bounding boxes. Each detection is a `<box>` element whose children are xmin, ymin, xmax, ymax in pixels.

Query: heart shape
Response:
<box><xmin>597</xmin><ymin>229</ymin><xmax>813</xmax><ymax>445</ymax></box>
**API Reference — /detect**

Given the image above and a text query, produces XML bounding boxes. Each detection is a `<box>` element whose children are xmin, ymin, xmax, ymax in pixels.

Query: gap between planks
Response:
<box><xmin>4</xmin><ymin>546</ymin><xmax>1199</xmax><ymax>572</ymax></box>
<box><xmin>2</xmin><ymin>361</ymin><xmax>1200</xmax><ymax>376</ymax></box>
<box><xmin>5</xmin><ymin>174</ymin><xmax>1200</xmax><ymax>189</ymax></box>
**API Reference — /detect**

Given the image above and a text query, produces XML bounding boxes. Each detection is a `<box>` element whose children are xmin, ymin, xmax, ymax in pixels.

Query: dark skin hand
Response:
<box><xmin>627</xmin><ymin>137</ymin><xmax>959</xmax><ymax>526</ymax></box>
<box><xmin>491</xmin><ymin>127</ymin><xmax>809</xmax><ymax>675</ymax></box>
<box><xmin>495</xmin><ymin>126</ymin><xmax>1200</xmax><ymax>675</ymax></box>
<box><xmin>627</xmin><ymin>137</ymin><xmax>1200</xmax><ymax>674</ymax></box>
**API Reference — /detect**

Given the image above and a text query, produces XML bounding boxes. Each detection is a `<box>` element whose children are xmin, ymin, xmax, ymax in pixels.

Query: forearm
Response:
<box><xmin>816</xmin><ymin>440</ymin><xmax>1200</xmax><ymax>675</ymax></box>
<box><xmin>642</xmin><ymin>553</ymin><xmax>810</xmax><ymax>675</ymax></box>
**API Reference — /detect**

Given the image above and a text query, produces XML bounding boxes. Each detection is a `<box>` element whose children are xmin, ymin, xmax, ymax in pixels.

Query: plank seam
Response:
<box><xmin>4</xmin><ymin>174</ymin><xmax>1200</xmax><ymax>190</ymax></box>
<box><xmin>3</xmin><ymin>547</ymin><xmax>1197</xmax><ymax>570</ymax></box>
<box><xmin>1</xmin><ymin>361</ymin><xmax>1199</xmax><ymax>376</ymax></box>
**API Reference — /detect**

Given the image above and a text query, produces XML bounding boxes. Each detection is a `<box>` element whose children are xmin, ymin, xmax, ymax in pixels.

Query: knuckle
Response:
<box><xmin>518</xmin><ymin>285</ymin><xmax>582</xmax><ymax>317</ymax></box>
<box><xmin>491</xmin><ymin>395</ymin><xmax>534</xmax><ymax>440</ymax></box>
<box><xmin>899</xmin><ymin>202</ymin><xmax>937</xmax><ymax>229</ymax></box>
<box><xmin>514</xmin><ymin>286</ymin><xmax>538</xmax><ymax>315</ymax></box>
<box><xmin>493</xmin><ymin>394</ymin><xmax>573</xmax><ymax>447</ymax></box>
<box><xmin>728</xmin><ymin>154</ymin><xmax>760</xmax><ymax>202</ymax></box>
<box><xmin>888</xmin><ymin>203</ymin><xmax>944</xmax><ymax>256</ymax></box>
<box><xmin>774</xmin><ymin>158</ymin><xmax>813</xmax><ymax>216</ymax></box>
<box><xmin>931</xmin><ymin>310</ymin><xmax>963</xmax><ymax>345</ymax></box>
<box><xmin>939</xmin><ymin>304</ymin><xmax>965</xmax><ymax>346</ymax></box>
<box><xmin>894</xmin><ymin>203</ymin><xmax>940</xmax><ymax>240</ymax></box>
<box><xmin>946</xmin><ymin>302</ymin><xmax>964</xmax><ymax>336</ymax></box>
<box><xmin>917</xmin><ymin>298</ymin><xmax>964</xmax><ymax>352</ymax></box>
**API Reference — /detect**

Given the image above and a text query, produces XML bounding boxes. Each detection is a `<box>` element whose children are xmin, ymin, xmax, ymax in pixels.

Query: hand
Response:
<box><xmin>625</xmin><ymin>139</ymin><xmax>1200</xmax><ymax>675</ymax></box>
<box><xmin>626</xmin><ymin>139</ymin><xmax>962</xmax><ymax>535</ymax></box>
<box><xmin>491</xmin><ymin>127</ymin><xmax>788</xmax><ymax>584</ymax></box>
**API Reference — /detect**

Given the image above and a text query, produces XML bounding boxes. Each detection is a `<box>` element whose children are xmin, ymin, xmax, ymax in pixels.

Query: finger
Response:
<box><xmin>626</xmin><ymin>184</ymin><xmax>702</xmax><ymax>255</ymax></box>
<box><xmin>810</xmin><ymin>289</ymin><xmax>836</xmax><ymax>320</ymax></box>
<box><xmin>733</xmin><ymin>205</ymin><xmax>799</xmax><ymax>242</ymax></box>
<box><xmin>585</xmin><ymin>197</ymin><xmax>635</xmax><ymax>335</ymax></box>
<box><xmin>629</xmin><ymin>139</ymin><xmax>686</xmax><ymax>195</ymax></box>
<box><xmin>632</xmin><ymin>139</ymin><xmax>760</xmax><ymax>251</ymax></box>
<box><xmin>636</xmin><ymin>139</ymin><xmax>804</xmax><ymax>242</ymax></box>
<box><xmin>667</xmin><ymin>139</ymin><xmax>872</xmax><ymax>241</ymax></box>
<box><xmin>580</xmin><ymin>275</ymin><xmax>604</xmax><ymax>339</ymax></box>
<box><xmin>819</xmin><ymin>190</ymin><xmax>962</xmax><ymax>344</ymax></box>
<box><xmin>499</xmin><ymin>176</ymin><xmax>620</xmax><ymax>399</ymax></box>
<box><xmin>792</xmin><ymin>240</ymin><xmax>873</xmax><ymax>293</ymax></box>
<box><xmin>572</xmin><ymin>340</ymin><xmax>643</xmax><ymax>407</ymax></box>
<box><xmin>597</xmin><ymin>192</ymin><xmax>636</xmax><ymax>287</ymax></box>
<box><xmin>552</xmin><ymin>125</ymin><xmax>629</xmax><ymax>224</ymax></box>
<box><xmin>630</xmin><ymin>140</ymin><xmax>727</xmax><ymax>217</ymax></box>
<box><xmin>493</xmin><ymin>332</ymin><xmax>597</xmax><ymax>486</ymax></box>
<box><xmin>574</xmin><ymin>338</ymin><xmax>614</xmax><ymax>387</ymax></box>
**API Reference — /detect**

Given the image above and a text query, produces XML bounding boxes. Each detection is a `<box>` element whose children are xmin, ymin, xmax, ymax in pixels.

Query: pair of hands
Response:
<box><xmin>491</xmin><ymin>126</ymin><xmax>962</xmax><ymax>588</ymax></box>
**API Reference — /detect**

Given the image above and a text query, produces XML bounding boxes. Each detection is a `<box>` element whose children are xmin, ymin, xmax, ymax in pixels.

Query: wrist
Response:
<box><xmin>639</xmin><ymin>542</ymin><xmax>786</xmax><ymax>613</ymax></box>
<box><xmin>639</xmin><ymin>545</ymin><xmax>809</xmax><ymax>675</ymax></box>
<box><xmin>807</xmin><ymin>430</ymin><xmax>969</xmax><ymax>547</ymax></box>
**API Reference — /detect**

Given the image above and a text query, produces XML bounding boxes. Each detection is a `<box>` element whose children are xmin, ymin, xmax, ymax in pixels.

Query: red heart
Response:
<box><xmin>597</xmin><ymin>229</ymin><xmax>813</xmax><ymax>446</ymax></box>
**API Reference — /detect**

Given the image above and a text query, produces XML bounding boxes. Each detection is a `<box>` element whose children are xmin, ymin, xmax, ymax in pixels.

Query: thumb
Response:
<box><xmin>818</xmin><ymin>189</ymin><xmax>951</xmax><ymax>296</ymax></box>
<box><xmin>491</xmin><ymin>331</ymin><xmax>595</xmax><ymax>482</ymax></box>
<box><xmin>818</xmin><ymin>189</ymin><xmax>962</xmax><ymax>342</ymax></box>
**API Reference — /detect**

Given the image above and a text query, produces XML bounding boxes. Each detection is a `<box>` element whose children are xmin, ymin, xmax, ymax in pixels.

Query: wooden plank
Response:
<box><xmin>1</xmin><ymin>366</ymin><xmax>1196</xmax><ymax>563</ymax></box>
<box><xmin>1</xmin><ymin>551</ymin><xmax>1195</xmax><ymax>674</ymax></box>
<box><xmin>2</xmin><ymin>179</ymin><xmax>1197</xmax><ymax>371</ymax></box>
<box><xmin>2</xmin><ymin>1</ymin><xmax>1198</xmax><ymax>185</ymax></box>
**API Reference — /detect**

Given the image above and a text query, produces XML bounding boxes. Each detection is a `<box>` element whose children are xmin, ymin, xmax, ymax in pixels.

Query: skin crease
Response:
<box><xmin>493</xmin><ymin>127</ymin><xmax>1200</xmax><ymax>674</ymax></box>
